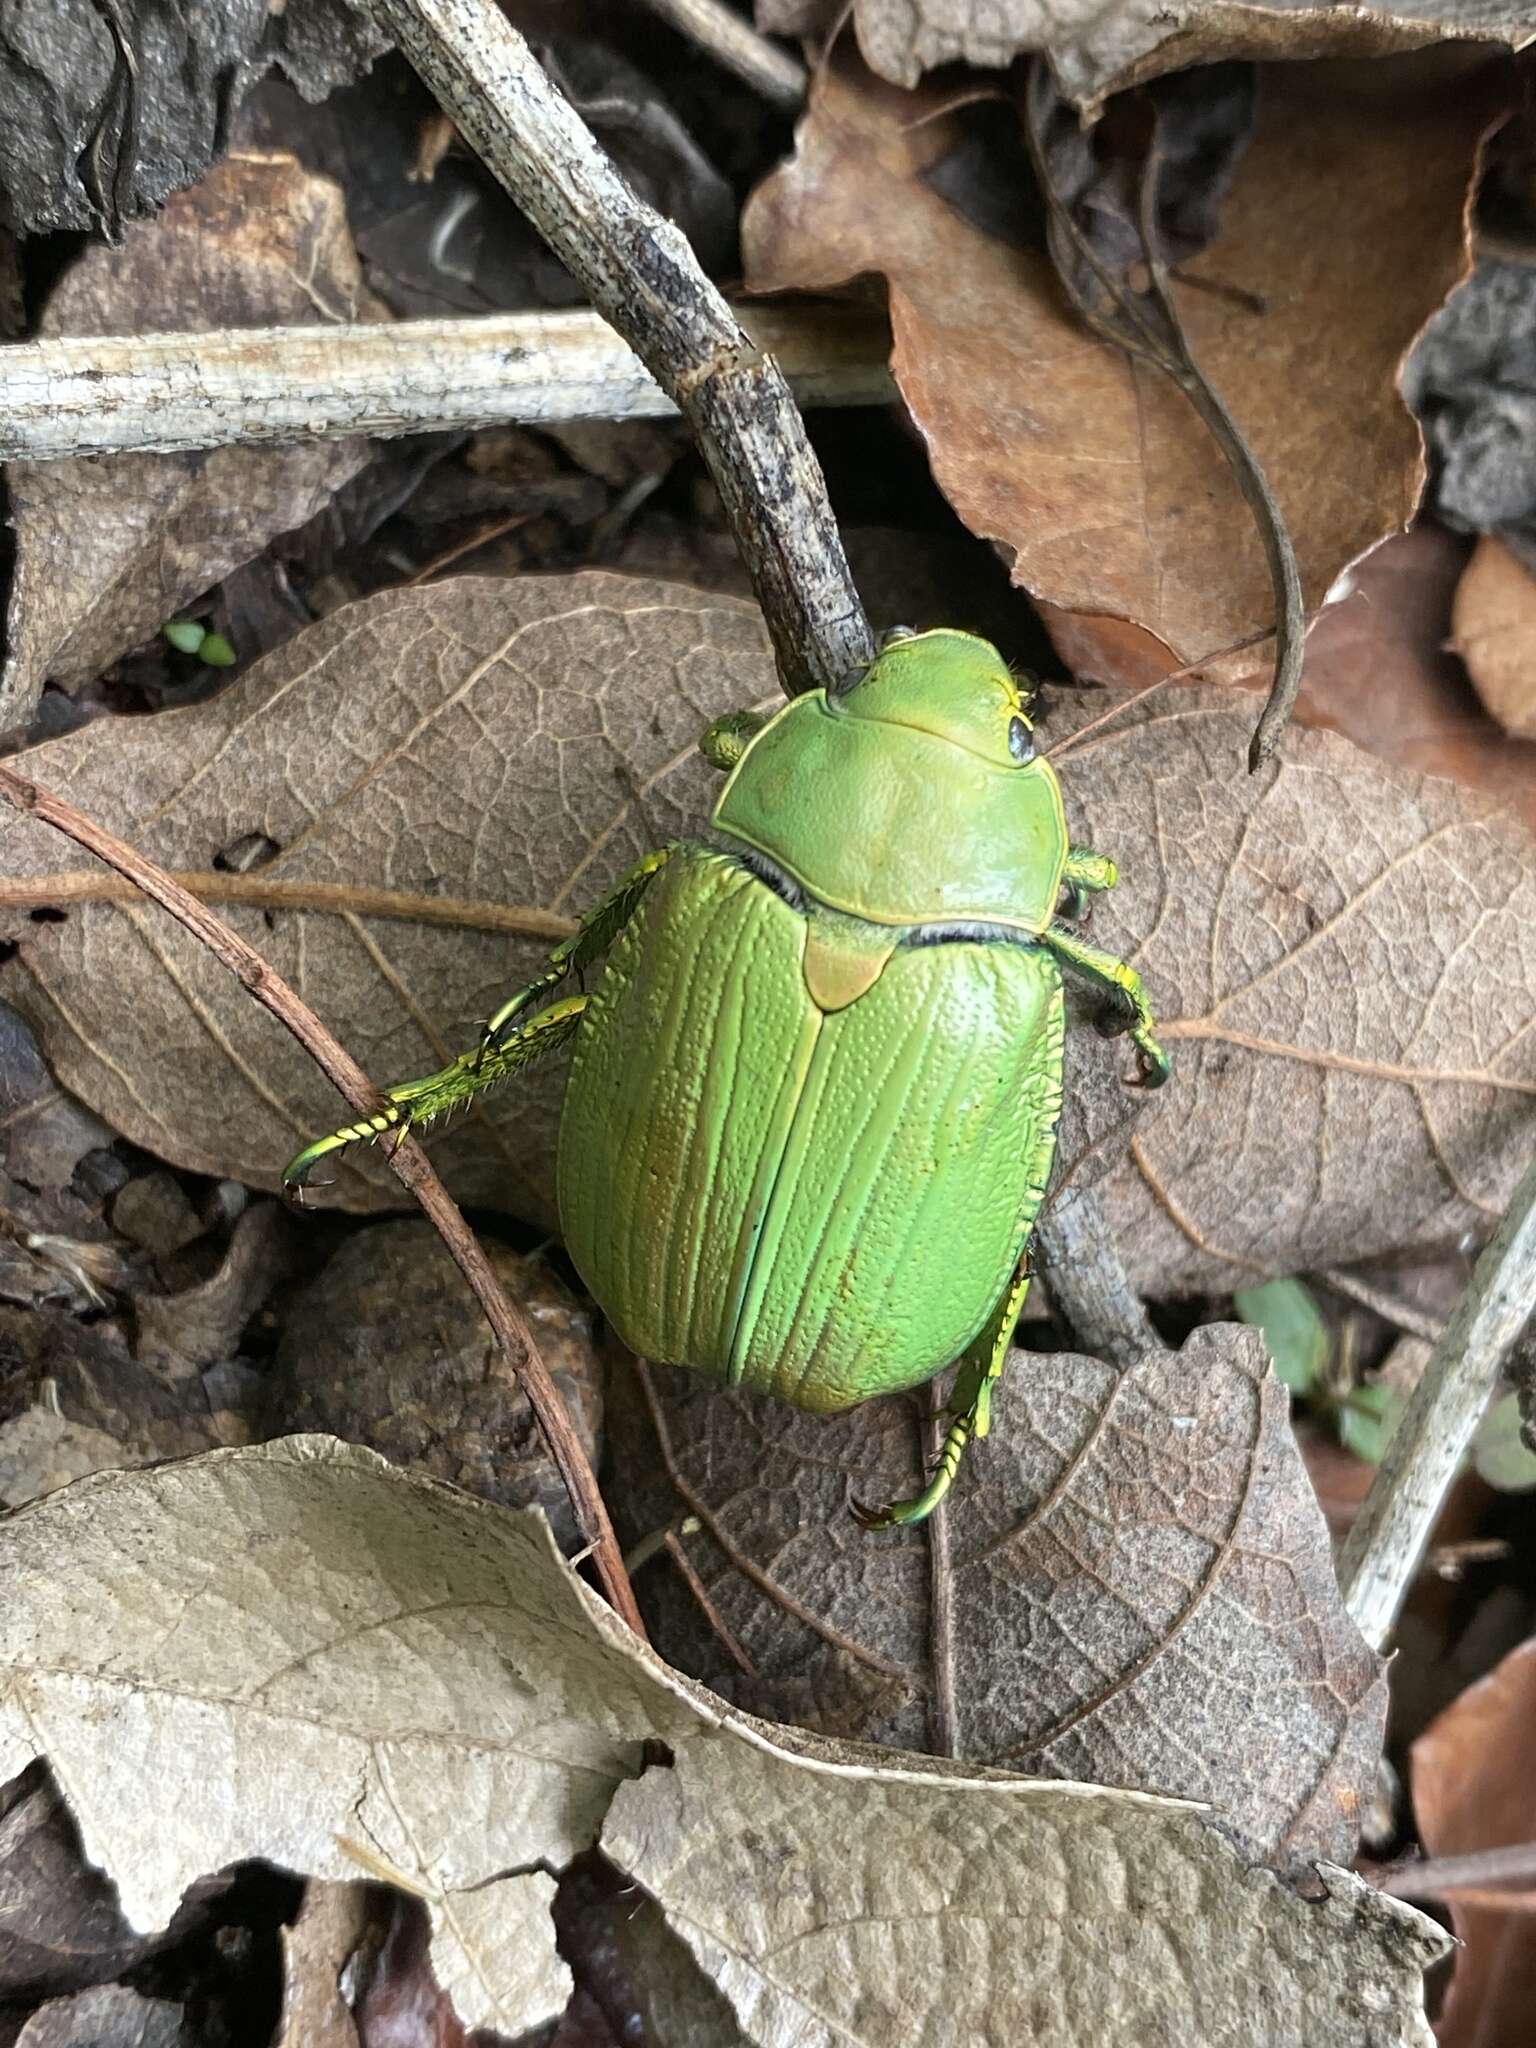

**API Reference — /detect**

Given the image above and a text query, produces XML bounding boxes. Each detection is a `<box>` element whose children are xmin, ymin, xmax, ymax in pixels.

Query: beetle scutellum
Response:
<box><xmin>285</xmin><ymin>628</ymin><xmax>1168</xmax><ymax>1526</ymax></box>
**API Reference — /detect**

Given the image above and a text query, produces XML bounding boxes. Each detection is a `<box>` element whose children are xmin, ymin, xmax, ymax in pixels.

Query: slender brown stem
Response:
<box><xmin>0</xmin><ymin>868</ymin><xmax>578</xmax><ymax>940</ymax></box>
<box><xmin>1044</xmin><ymin>627</ymin><xmax>1272</xmax><ymax>764</ymax></box>
<box><xmin>663</xmin><ymin>1528</ymin><xmax>760</xmax><ymax>1677</ymax></box>
<box><xmin>0</xmin><ymin>762</ymin><xmax>645</xmax><ymax>1640</ymax></box>
<box><xmin>923</xmin><ymin>1382</ymin><xmax>958</xmax><ymax>1758</ymax></box>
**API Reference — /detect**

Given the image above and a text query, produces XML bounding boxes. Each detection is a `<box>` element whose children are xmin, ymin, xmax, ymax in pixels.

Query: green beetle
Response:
<box><xmin>284</xmin><ymin>629</ymin><xmax>1167</xmax><ymax>1526</ymax></box>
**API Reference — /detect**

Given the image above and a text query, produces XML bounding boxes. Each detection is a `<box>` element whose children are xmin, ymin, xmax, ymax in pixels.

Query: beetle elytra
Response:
<box><xmin>284</xmin><ymin>628</ymin><xmax>1167</xmax><ymax>1527</ymax></box>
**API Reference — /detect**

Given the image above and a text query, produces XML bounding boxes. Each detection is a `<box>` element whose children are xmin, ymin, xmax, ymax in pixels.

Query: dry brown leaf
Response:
<box><xmin>0</xmin><ymin>151</ymin><xmax>388</xmax><ymax>731</ymax></box>
<box><xmin>744</xmin><ymin>55</ymin><xmax>1486</xmax><ymax>690</ymax></box>
<box><xmin>4</xmin><ymin>577</ymin><xmax>1535</xmax><ymax>1289</ymax></box>
<box><xmin>12</xmin><ymin>1985</ymin><xmax>188</xmax><ymax>2048</ymax></box>
<box><xmin>0</xmin><ymin>572</ymin><xmax>777</xmax><ymax>1220</ymax></box>
<box><xmin>1411</xmin><ymin>1634</ymin><xmax>1536</xmax><ymax>2048</ymax></box>
<box><xmin>609</xmin><ymin>1323</ymin><xmax>1384</xmax><ymax>1869</ymax></box>
<box><xmin>603</xmin><ymin>1730</ymin><xmax>1445</xmax><ymax>2048</ymax></box>
<box><xmin>1452</xmin><ymin>531</ymin><xmax>1536</xmax><ymax>739</ymax></box>
<box><xmin>0</xmin><ymin>1764</ymin><xmax>158</xmax><ymax>2002</ymax></box>
<box><xmin>0</xmin><ymin>1435</ymin><xmax>1448</xmax><ymax>2046</ymax></box>
<box><xmin>820</xmin><ymin>0</ymin><xmax>1529</xmax><ymax>107</ymax></box>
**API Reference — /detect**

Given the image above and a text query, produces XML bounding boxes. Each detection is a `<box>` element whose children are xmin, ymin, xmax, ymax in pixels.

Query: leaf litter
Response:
<box><xmin>0</xmin><ymin>1435</ymin><xmax>1448</xmax><ymax>2043</ymax></box>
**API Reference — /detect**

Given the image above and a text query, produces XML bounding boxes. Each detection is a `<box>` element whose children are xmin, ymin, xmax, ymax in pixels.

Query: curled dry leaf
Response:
<box><xmin>1411</xmin><ymin>1633</ymin><xmax>1536</xmax><ymax>2048</ymax></box>
<box><xmin>0</xmin><ymin>1436</ymin><xmax>1447</xmax><ymax>2044</ymax></box>
<box><xmin>1</xmin><ymin>151</ymin><xmax>390</xmax><ymax>731</ymax></box>
<box><xmin>815</xmin><ymin>0</ymin><xmax>1529</xmax><ymax>108</ymax></box>
<box><xmin>610</xmin><ymin>1325</ymin><xmax>1385</xmax><ymax>1870</ymax></box>
<box><xmin>4</xmin><ymin>578</ymin><xmax>1535</xmax><ymax>1289</ymax></box>
<box><xmin>743</xmin><ymin>55</ymin><xmax>1486</xmax><ymax>695</ymax></box>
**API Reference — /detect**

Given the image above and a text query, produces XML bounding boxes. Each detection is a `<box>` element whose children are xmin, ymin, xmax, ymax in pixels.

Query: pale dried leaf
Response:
<box><xmin>743</xmin><ymin>56</ymin><xmax>1484</xmax><ymax>685</ymax></box>
<box><xmin>1</xmin><ymin>152</ymin><xmax>388</xmax><ymax>728</ymax></box>
<box><xmin>0</xmin><ymin>1437</ymin><xmax>1448</xmax><ymax>2043</ymax></box>
<box><xmin>603</xmin><ymin>1733</ymin><xmax>1446</xmax><ymax>2048</ymax></box>
<box><xmin>0</xmin><ymin>571</ymin><xmax>778</xmax><ymax>1221</ymax></box>
<box><xmin>828</xmin><ymin>0</ymin><xmax>1533</xmax><ymax>106</ymax></box>
<box><xmin>610</xmin><ymin>1324</ymin><xmax>1385</xmax><ymax>1868</ymax></box>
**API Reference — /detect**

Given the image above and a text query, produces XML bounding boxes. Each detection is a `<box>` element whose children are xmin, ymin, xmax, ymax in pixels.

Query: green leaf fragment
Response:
<box><xmin>198</xmin><ymin>634</ymin><xmax>237</xmax><ymax>667</ymax></box>
<box><xmin>1472</xmin><ymin>1391</ymin><xmax>1536</xmax><ymax>1493</ymax></box>
<box><xmin>162</xmin><ymin>619</ymin><xmax>206</xmax><ymax>654</ymax></box>
<box><xmin>1234</xmin><ymin>1278</ymin><xmax>1329</xmax><ymax>1395</ymax></box>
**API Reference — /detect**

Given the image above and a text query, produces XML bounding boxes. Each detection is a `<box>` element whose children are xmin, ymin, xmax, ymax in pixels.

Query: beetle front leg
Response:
<box><xmin>698</xmin><ymin>708</ymin><xmax>768</xmax><ymax>770</ymax></box>
<box><xmin>1059</xmin><ymin>845</ymin><xmax>1117</xmax><ymax>921</ymax></box>
<box><xmin>482</xmin><ymin>845</ymin><xmax>672</xmax><ymax>1049</ymax></box>
<box><xmin>1039</xmin><ymin>922</ymin><xmax>1170</xmax><ymax>1087</ymax></box>
<box><xmin>852</xmin><ymin>1258</ymin><xmax>1034</xmax><ymax>1530</ymax></box>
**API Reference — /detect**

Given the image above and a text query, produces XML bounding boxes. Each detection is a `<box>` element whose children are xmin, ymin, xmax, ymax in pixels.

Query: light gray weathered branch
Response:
<box><xmin>0</xmin><ymin>303</ymin><xmax>892</xmax><ymax>463</ymax></box>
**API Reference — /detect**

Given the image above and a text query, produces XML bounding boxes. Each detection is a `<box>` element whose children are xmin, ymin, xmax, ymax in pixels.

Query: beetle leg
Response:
<box><xmin>1038</xmin><ymin>922</ymin><xmax>1170</xmax><ymax>1088</ymax></box>
<box><xmin>479</xmin><ymin>845</ymin><xmax>673</xmax><ymax>1056</ymax></box>
<box><xmin>1061</xmin><ymin>845</ymin><xmax>1118</xmax><ymax>895</ymax></box>
<box><xmin>851</xmin><ymin>1256</ymin><xmax>1034</xmax><ymax>1530</ymax></box>
<box><xmin>282</xmin><ymin>995</ymin><xmax>587</xmax><ymax>1193</ymax></box>
<box><xmin>698</xmin><ymin>708</ymin><xmax>768</xmax><ymax>771</ymax></box>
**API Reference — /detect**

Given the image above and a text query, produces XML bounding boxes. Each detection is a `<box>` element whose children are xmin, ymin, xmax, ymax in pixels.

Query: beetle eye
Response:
<box><xmin>879</xmin><ymin>625</ymin><xmax>916</xmax><ymax>649</ymax></box>
<box><xmin>1008</xmin><ymin>715</ymin><xmax>1035</xmax><ymax>763</ymax></box>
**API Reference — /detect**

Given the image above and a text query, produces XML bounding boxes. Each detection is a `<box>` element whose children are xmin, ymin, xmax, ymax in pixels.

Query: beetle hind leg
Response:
<box><xmin>851</xmin><ymin>1258</ymin><xmax>1034</xmax><ymax>1531</ymax></box>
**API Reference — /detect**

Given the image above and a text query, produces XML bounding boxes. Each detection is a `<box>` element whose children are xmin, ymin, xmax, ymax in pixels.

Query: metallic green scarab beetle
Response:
<box><xmin>285</xmin><ymin>629</ymin><xmax>1168</xmax><ymax>1527</ymax></box>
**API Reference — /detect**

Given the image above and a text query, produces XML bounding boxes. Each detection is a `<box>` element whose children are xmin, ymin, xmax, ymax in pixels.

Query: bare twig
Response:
<box><xmin>1035</xmin><ymin>1185</ymin><xmax>1157</xmax><ymax>1371</ymax></box>
<box><xmin>0</xmin><ymin>302</ymin><xmax>893</xmax><ymax>464</ymax></box>
<box><xmin>374</xmin><ymin>0</ymin><xmax>874</xmax><ymax>698</ymax></box>
<box><xmin>663</xmin><ymin>1527</ymin><xmax>761</xmax><ymax>1677</ymax></box>
<box><xmin>923</xmin><ymin>1380</ymin><xmax>958</xmax><ymax>1758</ymax></box>
<box><xmin>1319</xmin><ymin>1266</ymin><xmax>1446</xmax><ymax>1347</ymax></box>
<box><xmin>1377</xmin><ymin>1841</ymin><xmax>1536</xmax><ymax>1904</ymax></box>
<box><xmin>0</xmin><ymin>762</ymin><xmax>645</xmax><ymax>1640</ymax></box>
<box><xmin>631</xmin><ymin>0</ymin><xmax>806</xmax><ymax>107</ymax></box>
<box><xmin>1339</xmin><ymin>1151</ymin><xmax>1536</xmax><ymax>1652</ymax></box>
<box><xmin>0</xmin><ymin>867</ymin><xmax>579</xmax><ymax>939</ymax></box>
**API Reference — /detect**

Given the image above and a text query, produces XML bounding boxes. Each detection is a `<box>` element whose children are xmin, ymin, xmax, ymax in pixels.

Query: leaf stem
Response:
<box><xmin>0</xmin><ymin>762</ymin><xmax>646</xmax><ymax>1642</ymax></box>
<box><xmin>1339</xmin><ymin>1150</ymin><xmax>1536</xmax><ymax>1651</ymax></box>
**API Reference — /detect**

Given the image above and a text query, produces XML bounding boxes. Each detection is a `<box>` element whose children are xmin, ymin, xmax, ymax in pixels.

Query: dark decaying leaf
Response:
<box><xmin>0</xmin><ymin>1764</ymin><xmax>158</xmax><ymax>2003</ymax></box>
<box><xmin>1</xmin><ymin>152</ymin><xmax>390</xmax><ymax>731</ymax></box>
<box><xmin>0</xmin><ymin>1002</ymin><xmax>123</xmax><ymax>1315</ymax></box>
<box><xmin>3</xmin><ymin>576</ymin><xmax>1535</xmax><ymax>1292</ymax></box>
<box><xmin>811</xmin><ymin>0</ymin><xmax>1531</xmax><ymax>109</ymax></box>
<box><xmin>1451</xmin><ymin>530</ymin><xmax>1536</xmax><ymax>738</ymax></box>
<box><xmin>1411</xmin><ymin>1633</ymin><xmax>1536</xmax><ymax>2048</ymax></box>
<box><xmin>269</xmin><ymin>1222</ymin><xmax>603</xmax><ymax>1549</ymax></box>
<box><xmin>0</xmin><ymin>0</ymin><xmax>385</xmax><ymax>236</ymax></box>
<box><xmin>744</xmin><ymin>53</ymin><xmax>1488</xmax><ymax>696</ymax></box>
<box><xmin>608</xmin><ymin>1324</ymin><xmax>1385</xmax><ymax>1871</ymax></box>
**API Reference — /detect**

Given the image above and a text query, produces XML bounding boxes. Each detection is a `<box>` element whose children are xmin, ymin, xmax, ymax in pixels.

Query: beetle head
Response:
<box><xmin>836</xmin><ymin>629</ymin><xmax>1036</xmax><ymax>771</ymax></box>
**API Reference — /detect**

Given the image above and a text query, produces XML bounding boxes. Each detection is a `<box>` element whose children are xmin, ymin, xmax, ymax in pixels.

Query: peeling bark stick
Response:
<box><xmin>0</xmin><ymin>303</ymin><xmax>893</xmax><ymax>464</ymax></box>
<box><xmin>1340</xmin><ymin>1150</ymin><xmax>1536</xmax><ymax>1653</ymax></box>
<box><xmin>375</xmin><ymin>0</ymin><xmax>874</xmax><ymax>697</ymax></box>
<box><xmin>0</xmin><ymin>763</ymin><xmax>647</xmax><ymax>1644</ymax></box>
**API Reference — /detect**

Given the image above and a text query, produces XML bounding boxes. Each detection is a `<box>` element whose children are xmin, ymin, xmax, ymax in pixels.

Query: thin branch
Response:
<box><xmin>1035</xmin><ymin>1184</ymin><xmax>1157</xmax><ymax>1371</ymax></box>
<box><xmin>1339</xmin><ymin>1150</ymin><xmax>1536</xmax><ymax>1652</ymax></box>
<box><xmin>1377</xmin><ymin>1841</ymin><xmax>1536</xmax><ymax>1904</ymax></box>
<box><xmin>631</xmin><ymin>0</ymin><xmax>806</xmax><ymax>107</ymax></box>
<box><xmin>1319</xmin><ymin>1266</ymin><xmax>1445</xmax><ymax>1346</ymax></box>
<box><xmin>374</xmin><ymin>0</ymin><xmax>874</xmax><ymax>697</ymax></box>
<box><xmin>0</xmin><ymin>868</ymin><xmax>578</xmax><ymax>941</ymax></box>
<box><xmin>0</xmin><ymin>302</ymin><xmax>893</xmax><ymax>464</ymax></box>
<box><xmin>0</xmin><ymin>762</ymin><xmax>645</xmax><ymax>1641</ymax></box>
<box><xmin>923</xmin><ymin>1380</ymin><xmax>958</xmax><ymax>1759</ymax></box>
<box><xmin>663</xmin><ymin>1528</ymin><xmax>761</xmax><ymax>1678</ymax></box>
